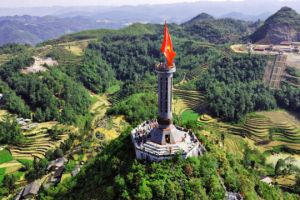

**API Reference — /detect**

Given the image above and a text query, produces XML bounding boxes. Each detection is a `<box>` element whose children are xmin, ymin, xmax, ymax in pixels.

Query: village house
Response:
<box><xmin>47</xmin><ymin>157</ymin><xmax>67</xmax><ymax>172</ymax></box>
<box><xmin>50</xmin><ymin>166</ymin><xmax>64</xmax><ymax>184</ymax></box>
<box><xmin>15</xmin><ymin>181</ymin><xmax>41</xmax><ymax>200</ymax></box>
<box><xmin>260</xmin><ymin>176</ymin><xmax>273</xmax><ymax>185</ymax></box>
<box><xmin>71</xmin><ymin>164</ymin><xmax>81</xmax><ymax>177</ymax></box>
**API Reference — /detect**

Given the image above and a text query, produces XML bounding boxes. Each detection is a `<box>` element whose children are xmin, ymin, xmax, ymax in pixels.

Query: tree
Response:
<box><xmin>275</xmin><ymin>159</ymin><xmax>285</xmax><ymax>176</ymax></box>
<box><xmin>150</xmin><ymin>180</ymin><xmax>165</xmax><ymax>199</ymax></box>
<box><xmin>295</xmin><ymin>175</ymin><xmax>300</xmax><ymax>193</ymax></box>
<box><xmin>0</xmin><ymin>117</ymin><xmax>23</xmax><ymax>145</ymax></box>
<box><xmin>54</xmin><ymin>148</ymin><xmax>64</xmax><ymax>159</ymax></box>
<box><xmin>221</xmin><ymin>132</ymin><xmax>225</xmax><ymax>145</ymax></box>
<box><xmin>136</xmin><ymin>179</ymin><xmax>153</xmax><ymax>200</ymax></box>
<box><xmin>3</xmin><ymin>174</ymin><xmax>16</xmax><ymax>191</ymax></box>
<box><xmin>187</xmin><ymin>178</ymin><xmax>209</xmax><ymax>200</ymax></box>
<box><xmin>184</xmin><ymin>164</ymin><xmax>193</xmax><ymax>177</ymax></box>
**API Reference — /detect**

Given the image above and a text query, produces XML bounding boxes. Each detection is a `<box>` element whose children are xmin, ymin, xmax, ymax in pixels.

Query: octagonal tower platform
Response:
<box><xmin>131</xmin><ymin>63</ymin><xmax>206</xmax><ymax>162</ymax></box>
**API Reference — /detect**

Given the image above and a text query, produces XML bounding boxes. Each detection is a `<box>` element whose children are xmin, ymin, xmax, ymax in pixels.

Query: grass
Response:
<box><xmin>94</xmin><ymin>127</ymin><xmax>119</xmax><ymax>141</ymax></box>
<box><xmin>17</xmin><ymin>159</ymin><xmax>33</xmax><ymax>167</ymax></box>
<box><xmin>223</xmin><ymin>134</ymin><xmax>246</xmax><ymax>157</ymax></box>
<box><xmin>106</xmin><ymin>83</ymin><xmax>121</xmax><ymax>95</ymax></box>
<box><xmin>286</xmin><ymin>66</ymin><xmax>300</xmax><ymax>77</ymax></box>
<box><xmin>0</xmin><ymin>161</ymin><xmax>23</xmax><ymax>174</ymax></box>
<box><xmin>0</xmin><ymin>168</ymin><xmax>5</xmax><ymax>184</ymax></box>
<box><xmin>181</xmin><ymin>110</ymin><xmax>199</xmax><ymax>124</ymax></box>
<box><xmin>0</xmin><ymin>110</ymin><xmax>8</xmax><ymax>119</ymax></box>
<box><xmin>0</xmin><ymin>149</ymin><xmax>13</xmax><ymax>164</ymax></box>
<box><xmin>61</xmin><ymin>173</ymin><xmax>72</xmax><ymax>182</ymax></box>
<box><xmin>64</xmin><ymin>45</ymin><xmax>83</xmax><ymax>56</ymax></box>
<box><xmin>14</xmin><ymin>171</ymin><xmax>25</xmax><ymax>180</ymax></box>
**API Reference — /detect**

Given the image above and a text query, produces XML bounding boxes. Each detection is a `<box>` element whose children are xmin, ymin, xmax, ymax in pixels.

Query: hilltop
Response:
<box><xmin>250</xmin><ymin>7</ymin><xmax>300</xmax><ymax>44</ymax></box>
<box><xmin>182</xmin><ymin>13</ymin><xmax>256</xmax><ymax>43</ymax></box>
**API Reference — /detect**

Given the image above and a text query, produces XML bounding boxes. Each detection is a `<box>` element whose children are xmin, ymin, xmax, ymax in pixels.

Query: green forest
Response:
<box><xmin>2</xmin><ymin>23</ymin><xmax>298</xmax><ymax>125</ymax></box>
<box><xmin>40</xmin><ymin>126</ymin><xmax>299</xmax><ymax>200</ymax></box>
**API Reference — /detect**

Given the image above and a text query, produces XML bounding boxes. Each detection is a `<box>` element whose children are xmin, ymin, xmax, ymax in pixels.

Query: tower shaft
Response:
<box><xmin>156</xmin><ymin>65</ymin><xmax>176</xmax><ymax>128</ymax></box>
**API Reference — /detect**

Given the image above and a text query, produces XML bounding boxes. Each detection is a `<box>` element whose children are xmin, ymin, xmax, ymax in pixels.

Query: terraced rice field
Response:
<box><xmin>229</xmin><ymin>111</ymin><xmax>300</xmax><ymax>152</ymax></box>
<box><xmin>90</xmin><ymin>94</ymin><xmax>111</xmax><ymax>126</ymax></box>
<box><xmin>0</xmin><ymin>160</ymin><xmax>23</xmax><ymax>174</ymax></box>
<box><xmin>0</xmin><ymin>54</ymin><xmax>11</xmax><ymax>64</ymax></box>
<box><xmin>9</xmin><ymin>122</ymin><xmax>69</xmax><ymax>160</ymax></box>
<box><xmin>173</xmin><ymin>88</ymin><xmax>205</xmax><ymax>113</ymax></box>
<box><xmin>172</xmin><ymin>98</ymin><xmax>189</xmax><ymax>116</ymax></box>
<box><xmin>58</xmin><ymin>40</ymin><xmax>90</xmax><ymax>56</ymax></box>
<box><xmin>0</xmin><ymin>110</ymin><xmax>8</xmax><ymax>119</ymax></box>
<box><xmin>241</xmin><ymin>116</ymin><xmax>271</xmax><ymax>142</ymax></box>
<box><xmin>185</xmin><ymin>64</ymin><xmax>208</xmax><ymax>81</ymax></box>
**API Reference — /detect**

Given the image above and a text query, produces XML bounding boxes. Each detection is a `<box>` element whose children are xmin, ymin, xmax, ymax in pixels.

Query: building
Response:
<box><xmin>227</xmin><ymin>192</ymin><xmax>243</xmax><ymax>200</ymax></box>
<box><xmin>131</xmin><ymin>23</ymin><xmax>205</xmax><ymax>162</ymax></box>
<box><xmin>71</xmin><ymin>164</ymin><xmax>81</xmax><ymax>177</ymax></box>
<box><xmin>280</xmin><ymin>41</ymin><xmax>292</xmax><ymax>46</ymax></box>
<box><xmin>15</xmin><ymin>181</ymin><xmax>41</xmax><ymax>200</ymax></box>
<box><xmin>253</xmin><ymin>46</ymin><xmax>265</xmax><ymax>52</ymax></box>
<box><xmin>50</xmin><ymin>166</ymin><xmax>64</xmax><ymax>184</ymax></box>
<box><xmin>47</xmin><ymin>157</ymin><xmax>67</xmax><ymax>172</ymax></box>
<box><xmin>260</xmin><ymin>176</ymin><xmax>273</xmax><ymax>185</ymax></box>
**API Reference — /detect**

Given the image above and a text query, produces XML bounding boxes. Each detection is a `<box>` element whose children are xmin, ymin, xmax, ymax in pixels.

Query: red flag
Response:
<box><xmin>160</xmin><ymin>22</ymin><xmax>176</xmax><ymax>68</ymax></box>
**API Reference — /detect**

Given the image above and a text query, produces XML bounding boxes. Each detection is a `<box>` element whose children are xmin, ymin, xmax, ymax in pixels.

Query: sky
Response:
<box><xmin>0</xmin><ymin>0</ymin><xmax>245</xmax><ymax>8</ymax></box>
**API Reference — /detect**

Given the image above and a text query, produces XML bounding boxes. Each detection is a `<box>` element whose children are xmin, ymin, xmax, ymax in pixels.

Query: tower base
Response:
<box><xmin>131</xmin><ymin>120</ymin><xmax>206</xmax><ymax>162</ymax></box>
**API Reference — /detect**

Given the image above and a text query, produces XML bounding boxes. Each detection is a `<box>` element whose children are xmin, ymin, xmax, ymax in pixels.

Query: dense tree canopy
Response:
<box><xmin>0</xmin><ymin>49</ymin><xmax>91</xmax><ymax>124</ymax></box>
<box><xmin>275</xmin><ymin>84</ymin><xmax>300</xmax><ymax>113</ymax></box>
<box><xmin>0</xmin><ymin>117</ymin><xmax>23</xmax><ymax>145</ymax></box>
<box><xmin>108</xmin><ymin>93</ymin><xmax>157</xmax><ymax>126</ymax></box>
<box><xmin>196</xmin><ymin>55</ymin><xmax>277</xmax><ymax>121</ymax></box>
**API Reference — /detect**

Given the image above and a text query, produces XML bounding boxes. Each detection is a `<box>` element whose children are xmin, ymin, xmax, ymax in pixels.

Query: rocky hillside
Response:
<box><xmin>250</xmin><ymin>7</ymin><xmax>300</xmax><ymax>44</ymax></box>
<box><xmin>182</xmin><ymin>13</ymin><xmax>256</xmax><ymax>43</ymax></box>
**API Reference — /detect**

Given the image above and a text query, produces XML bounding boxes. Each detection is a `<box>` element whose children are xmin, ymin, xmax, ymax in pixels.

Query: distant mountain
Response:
<box><xmin>0</xmin><ymin>15</ymin><xmax>123</xmax><ymax>45</ymax></box>
<box><xmin>182</xmin><ymin>13</ymin><xmax>256</xmax><ymax>44</ymax></box>
<box><xmin>221</xmin><ymin>12</ymin><xmax>270</xmax><ymax>21</ymax></box>
<box><xmin>1</xmin><ymin>0</ymin><xmax>300</xmax><ymax>20</ymax></box>
<box><xmin>187</xmin><ymin>13</ymin><xmax>215</xmax><ymax>21</ymax></box>
<box><xmin>250</xmin><ymin>7</ymin><xmax>300</xmax><ymax>44</ymax></box>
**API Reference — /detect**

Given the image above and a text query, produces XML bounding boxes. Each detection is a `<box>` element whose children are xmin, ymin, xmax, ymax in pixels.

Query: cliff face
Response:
<box><xmin>250</xmin><ymin>7</ymin><xmax>300</xmax><ymax>44</ymax></box>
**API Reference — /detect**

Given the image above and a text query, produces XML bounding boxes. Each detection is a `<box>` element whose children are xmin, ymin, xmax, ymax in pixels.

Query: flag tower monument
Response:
<box><xmin>131</xmin><ymin>23</ymin><xmax>205</xmax><ymax>162</ymax></box>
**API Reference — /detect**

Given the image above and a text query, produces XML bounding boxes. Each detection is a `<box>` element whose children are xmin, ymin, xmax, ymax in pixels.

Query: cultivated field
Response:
<box><xmin>173</xmin><ymin>88</ymin><xmax>205</xmax><ymax>114</ymax></box>
<box><xmin>0</xmin><ymin>54</ymin><xmax>11</xmax><ymax>65</ymax></box>
<box><xmin>10</xmin><ymin>122</ymin><xmax>71</xmax><ymax>160</ymax></box>
<box><xmin>58</xmin><ymin>40</ymin><xmax>90</xmax><ymax>56</ymax></box>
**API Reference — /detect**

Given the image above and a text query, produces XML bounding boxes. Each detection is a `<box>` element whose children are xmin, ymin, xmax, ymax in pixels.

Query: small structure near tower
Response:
<box><xmin>131</xmin><ymin>23</ymin><xmax>205</xmax><ymax>162</ymax></box>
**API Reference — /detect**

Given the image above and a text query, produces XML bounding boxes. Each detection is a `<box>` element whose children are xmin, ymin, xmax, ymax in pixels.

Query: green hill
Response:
<box><xmin>182</xmin><ymin>13</ymin><xmax>255</xmax><ymax>44</ymax></box>
<box><xmin>250</xmin><ymin>7</ymin><xmax>300</xmax><ymax>44</ymax></box>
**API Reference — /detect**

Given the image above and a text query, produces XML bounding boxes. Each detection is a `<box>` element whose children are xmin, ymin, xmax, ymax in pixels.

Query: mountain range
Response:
<box><xmin>0</xmin><ymin>6</ymin><xmax>299</xmax><ymax>45</ymax></box>
<box><xmin>0</xmin><ymin>15</ymin><xmax>125</xmax><ymax>45</ymax></box>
